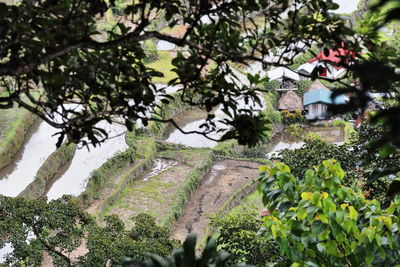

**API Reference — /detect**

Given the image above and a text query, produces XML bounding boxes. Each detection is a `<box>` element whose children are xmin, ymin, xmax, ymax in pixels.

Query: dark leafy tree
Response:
<box><xmin>0</xmin><ymin>195</ymin><xmax>92</xmax><ymax>266</ymax></box>
<box><xmin>124</xmin><ymin>234</ymin><xmax>233</xmax><ymax>267</ymax></box>
<box><xmin>0</xmin><ymin>195</ymin><xmax>178</xmax><ymax>266</ymax></box>
<box><xmin>330</xmin><ymin>0</ymin><xmax>400</xmax><ymax>185</ymax></box>
<box><xmin>211</xmin><ymin>207</ymin><xmax>285</xmax><ymax>266</ymax></box>
<box><xmin>0</xmin><ymin>0</ymin><xmax>353</xmax><ymax>147</ymax></box>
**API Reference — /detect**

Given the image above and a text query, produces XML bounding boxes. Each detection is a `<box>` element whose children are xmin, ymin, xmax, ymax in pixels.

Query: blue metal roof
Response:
<box><xmin>303</xmin><ymin>88</ymin><xmax>345</xmax><ymax>106</ymax></box>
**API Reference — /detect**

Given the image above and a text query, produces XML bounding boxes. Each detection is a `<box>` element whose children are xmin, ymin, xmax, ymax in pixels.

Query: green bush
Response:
<box><xmin>239</xmin><ymin>145</ymin><xmax>266</xmax><ymax>158</ymax></box>
<box><xmin>279</xmin><ymin>123</ymin><xmax>399</xmax><ymax>203</ymax></box>
<box><xmin>213</xmin><ymin>140</ymin><xmax>238</xmax><ymax>157</ymax></box>
<box><xmin>263</xmin><ymin>80</ymin><xmax>280</xmax><ymax>91</ymax></box>
<box><xmin>280</xmin><ymin>110</ymin><xmax>306</xmax><ymax>124</ymax></box>
<box><xmin>125</xmin><ymin>234</ymin><xmax>233</xmax><ymax>267</ymax></box>
<box><xmin>259</xmin><ymin>159</ymin><xmax>400</xmax><ymax>266</ymax></box>
<box><xmin>260</xmin><ymin>91</ymin><xmax>282</xmax><ymax>130</ymax></box>
<box><xmin>143</xmin><ymin>40</ymin><xmax>159</xmax><ymax>63</ymax></box>
<box><xmin>83</xmin><ymin>213</ymin><xmax>179</xmax><ymax>265</ymax></box>
<box><xmin>212</xmin><ymin>208</ymin><xmax>284</xmax><ymax>266</ymax></box>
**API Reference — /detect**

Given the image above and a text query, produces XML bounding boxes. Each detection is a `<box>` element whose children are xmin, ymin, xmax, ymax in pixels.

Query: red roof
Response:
<box><xmin>308</xmin><ymin>48</ymin><xmax>356</xmax><ymax>69</ymax></box>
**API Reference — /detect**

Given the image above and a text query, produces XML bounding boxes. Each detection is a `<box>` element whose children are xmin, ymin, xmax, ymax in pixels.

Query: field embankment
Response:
<box><xmin>99</xmin><ymin>149</ymin><xmax>213</xmax><ymax>229</ymax></box>
<box><xmin>0</xmin><ymin>106</ymin><xmax>36</xmax><ymax>170</ymax></box>
<box><xmin>82</xmin><ymin>136</ymin><xmax>157</xmax><ymax>220</ymax></box>
<box><xmin>170</xmin><ymin>159</ymin><xmax>261</xmax><ymax>242</ymax></box>
<box><xmin>18</xmin><ymin>143</ymin><xmax>77</xmax><ymax>199</ymax></box>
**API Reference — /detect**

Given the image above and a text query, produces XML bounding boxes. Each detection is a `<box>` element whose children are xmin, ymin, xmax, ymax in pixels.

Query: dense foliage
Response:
<box><xmin>259</xmin><ymin>159</ymin><xmax>400</xmax><ymax>266</ymax></box>
<box><xmin>0</xmin><ymin>0</ymin><xmax>355</xmax><ymax>147</ymax></box>
<box><xmin>0</xmin><ymin>196</ymin><xmax>177</xmax><ymax>266</ymax></box>
<box><xmin>212</xmin><ymin>208</ymin><xmax>284</xmax><ymax>266</ymax></box>
<box><xmin>124</xmin><ymin>234</ymin><xmax>232</xmax><ymax>267</ymax></box>
<box><xmin>279</xmin><ymin>123</ymin><xmax>399</xmax><ymax>203</ymax></box>
<box><xmin>280</xmin><ymin>110</ymin><xmax>306</xmax><ymax>125</ymax></box>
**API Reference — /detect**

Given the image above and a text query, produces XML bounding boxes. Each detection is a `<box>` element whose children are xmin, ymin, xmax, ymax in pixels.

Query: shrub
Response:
<box><xmin>239</xmin><ymin>145</ymin><xmax>267</xmax><ymax>159</ymax></box>
<box><xmin>212</xmin><ymin>208</ymin><xmax>284</xmax><ymax>266</ymax></box>
<box><xmin>279</xmin><ymin>123</ymin><xmax>399</xmax><ymax>203</ymax></box>
<box><xmin>297</xmin><ymin>80</ymin><xmax>313</xmax><ymax>97</ymax></box>
<box><xmin>280</xmin><ymin>110</ymin><xmax>306</xmax><ymax>124</ymax></box>
<box><xmin>142</xmin><ymin>40</ymin><xmax>159</xmax><ymax>63</ymax></box>
<box><xmin>259</xmin><ymin>159</ymin><xmax>400</xmax><ymax>266</ymax></box>
<box><xmin>263</xmin><ymin>80</ymin><xmax>280</xmax><ymax>91</ymax></box>
<box><xmin>83</xmin><ymin>213</ymin><xmax>178</xmax><ymax>265</ymax></box>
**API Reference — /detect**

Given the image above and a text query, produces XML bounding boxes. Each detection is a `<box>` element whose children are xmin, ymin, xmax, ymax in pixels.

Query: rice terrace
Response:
<box><xmin>1</xmin><ymin>0</ymin><xmax>400</xmax><ymax>266</ymax></box>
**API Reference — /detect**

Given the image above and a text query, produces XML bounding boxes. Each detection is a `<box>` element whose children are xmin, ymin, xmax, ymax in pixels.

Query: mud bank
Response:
<box><xmin>170</xmin><ymin>159</ymin><xmax>261</xmax><ymax>242</ymax></box>
<box><xmin>101</xmin><ymin>149</ymin><xmax>213</xmax><ymax>229</ymax></box>
<box><xmin>83</xmin><ymin>137</ymin><xmax>157</xmax><ymax>222</ymax></box>
<box><xmin>0</xmin><ymin>108</ymin><xmax>37</xmax><ymax>171</ymax></box>
<box><xmin>18</xmin><ymin>143</ymin><xmax>77</xmax><ymax>199</ymax></box>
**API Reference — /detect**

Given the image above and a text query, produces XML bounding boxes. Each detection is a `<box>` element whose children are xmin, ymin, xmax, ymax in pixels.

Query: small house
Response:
<box><xmin>303</xmin><ymin>88</ymin><xmax>345</xmax><ymax>120</ymax></box>
<box><xmin>297</xmin><ymin>62</ymin><xmax>316</xmax><ymax>80</ymax></box>
<box><xmin>267</xmin><ymin>67</ymin><xmax>300</xmax><ymax>90</ymax></box>
<box><xmin>277</xmin><ymin>90</ymin><xmax>303</xmax><ymax>112</ymax></box>
<box><xmin>298</xmin><ymin>48</ymin><xmax>355</xmax><ymax>80</ymax></box>
<box><xmin>306</xmin><ymin>80</ymin><xmax>329</xmax><ymax>92</ymax></box>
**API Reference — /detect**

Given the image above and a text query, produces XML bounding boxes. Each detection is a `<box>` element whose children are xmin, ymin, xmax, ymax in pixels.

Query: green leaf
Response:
<box><xmin>311</xmin><ymin>221</ymin><xmax>326</xmax><ymax>236</ymax></box>
<box><xmin>325</xmin><ymin>240</ymin><xmax>338</xmax><ymax>256</ymax></box>
<box><xmin>311</xmin><ymin>192</ymin><xmax>322</xmax><ymax>206</ymax></box>
<box><xmin>322</xmin><ymin>198</ymin><xmax>336</xmax><ymax>213</ymax></box>
<box><xmin>348</xmin><ymin>206</ymin><xmax>358</xmax><ymax>220</ymax></box>
<box><xmin>316</xmin><ymin>243</ymin><xmax>325</xmax><ymax>254</ymax></box>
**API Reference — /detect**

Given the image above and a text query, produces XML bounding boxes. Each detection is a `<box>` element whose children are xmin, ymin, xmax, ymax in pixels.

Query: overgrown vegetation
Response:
<box><xmin>0</xmin><ymin>106</ymin><xmax>36</xmax><ymax>169</ymax></box>
<box><xmin>212</xmin><ymin>208</ymin><xmax>283</xmax><ymax>266</ymax></box>
<box><xmin>0</xmin><ymin>194</ymin><xmax>178</xmax><ymax>266</ymax></box>
<box><xmin>279</xmin><ymin>123</ymin><xmax>398</xmax><ymax>203</ymax></box>
<box><xmin>297</xmin><ymin>80</ymin><xmax>313</xmax><ymax>98</ymax></box>
<box><xmin>259</xmin><ymin>159</ymin><xmax>400</xmax><ymax>266</ymax></box>
<box><xmin>280</xmin><ymin>110</ymin><xmax>307</xmax><ymax>125</ymax></box>
<box><xmin>260</xmin><ymin>92</ymin><xmax>282</xmax><ymax>134</ymax></box>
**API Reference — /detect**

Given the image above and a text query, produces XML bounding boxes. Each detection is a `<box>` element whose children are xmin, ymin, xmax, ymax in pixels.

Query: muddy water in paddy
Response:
<box><xmin>143</xmin><ymin>158</ymin><xmax>178</xmax><ymax>181</ymax></box>
<box><xmin>265</xmin><ymin>132</ymin><xmax>305</xmax><ymax>158</ymax></box>
<box><xmin>46</xmin><ymin>122</ymin><xmax>128</xmax><ymax>200</ymax></box>
<box><xmin>164</xmin><ymin>109</ymin><xmax>220</xmax><ymax>148</ymax></box>
<box><xmin>0</xmin><ymin>119</ymin><xmax>59</xmax><ymax>197</ymax></box>
<box><xmin>164</xmin><ymin>94</ymin><xmax>265</xmax><ymax>149</ymax></box>
<box><xmin>170</xmin><ymin>160</ymin><xmax>260</xmax><ymax>242</ymax></box>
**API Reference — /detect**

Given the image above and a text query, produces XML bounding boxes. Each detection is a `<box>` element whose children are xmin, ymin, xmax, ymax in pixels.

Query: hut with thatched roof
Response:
<box><xmin>277</xmin><ymin>90</ymin><xmax>303</xmax><ymax>111</ymax></box>
<box><xmin>306</xmin><ymin>80</ymin><xmax>329</xmax><ymax>92</ymax></box>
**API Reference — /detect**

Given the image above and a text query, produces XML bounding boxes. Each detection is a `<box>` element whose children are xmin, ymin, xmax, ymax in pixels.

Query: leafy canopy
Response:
<box><xmin>258</xmin><ymin>159</ymin><xmax>400</xmax><ymax>266</ymax></box>
<box><xmin>0</xmin><ymin>195</ymin><xmax>178</xmax><ymax>266</ymax></box>
<box><xmin>0</xmin><ymin>0</ymin><xmax>351</xmax><ymax>147</ymax></box>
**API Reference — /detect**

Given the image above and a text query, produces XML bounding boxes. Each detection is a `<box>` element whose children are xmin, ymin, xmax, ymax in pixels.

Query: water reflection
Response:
<box><xmin>0</xmin><ymin>120</ymin><xmax>59</xmax><ymax>197</ymax></box>
<box><xmin>46</xmin><ymin>122</ymin><xmax>128</xmax><ymax>200</ymax></box>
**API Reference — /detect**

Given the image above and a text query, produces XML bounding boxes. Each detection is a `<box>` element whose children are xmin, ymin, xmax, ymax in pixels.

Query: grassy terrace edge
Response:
<box><xmin>18</xmin><ymin>143</ymin><xmax>77</xmax><ymax>199</ymax></box>
<box><xmin>0</xmin><ymin>108</ymin><xmax>37</xmax><ymax>170</ymax></box>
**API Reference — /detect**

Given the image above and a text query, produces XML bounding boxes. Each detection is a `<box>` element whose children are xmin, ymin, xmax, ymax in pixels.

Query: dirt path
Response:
<box><xmin>170</xmin><ymin>160</ymin><xmax>261</xmax><ymax>242</ymax></box>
